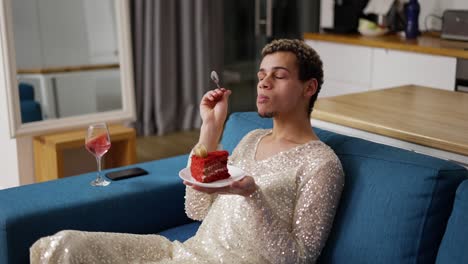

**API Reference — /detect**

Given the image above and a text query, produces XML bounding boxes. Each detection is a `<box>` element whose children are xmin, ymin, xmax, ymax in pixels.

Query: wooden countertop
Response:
<box><xmin>311</xmin><ymin>85</ymin><xmax>468</xmax><ymax>156</ymax></box>
<box><xmin>17</xmin><ymin>63</ymin><xmax>119</xmax><ymax>74</ymax></box>
<box><xmin>304</xmin><ymin>32</ymin><xmax>468</xmax><ymax>59</ymax></box>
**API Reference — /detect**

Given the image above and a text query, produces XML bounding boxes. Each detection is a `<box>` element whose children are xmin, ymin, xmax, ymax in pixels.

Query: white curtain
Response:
<box><xmin>132</xmin><ymin>0</ymin><xmax>223</xmax><ymax>136</ymax></box>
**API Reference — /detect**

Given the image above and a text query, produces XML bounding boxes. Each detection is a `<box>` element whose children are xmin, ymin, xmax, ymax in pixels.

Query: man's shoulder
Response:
<box><xmin>303</xmin><ymin>141</ymin><xmax>343</xmax><ymax>170</ymax></box>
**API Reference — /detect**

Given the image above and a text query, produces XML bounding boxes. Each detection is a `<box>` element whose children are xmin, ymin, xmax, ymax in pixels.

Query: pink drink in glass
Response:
<box><xmin>86</xmin><ymin>134</ymin><xmax>111</xmax><ymax>158</ymax></box>
<box><xmin>85</xmin><ymin>123</ymin><xmax>111</xmax><ymax>186</ymax></box>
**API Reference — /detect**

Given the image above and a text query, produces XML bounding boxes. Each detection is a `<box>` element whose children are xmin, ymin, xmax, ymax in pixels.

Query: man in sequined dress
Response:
<box><xmin>183</xmin><ymin>39</ymin><xmax>345</xmax><ymax>263</ymax></box>
<box><xmin>30</xmin><ymin>39</ymin><xmax>344</xmax><ymax>264</ymax></box>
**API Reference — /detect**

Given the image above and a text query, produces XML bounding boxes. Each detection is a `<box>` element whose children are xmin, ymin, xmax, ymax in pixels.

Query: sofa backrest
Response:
<box><xmin>221</xmin><ymin>112</ymin><xmax>468</xmax><ymax>264</ymax></box>
<box><xmin>436</xmin><ymin>180</ymin><xmax>468</xmax><ymax>264</ymax></box>
<box><xmin>18</xmin><ymin>82</ymin><xmax>43</xmax><ymax>123</ymax></box>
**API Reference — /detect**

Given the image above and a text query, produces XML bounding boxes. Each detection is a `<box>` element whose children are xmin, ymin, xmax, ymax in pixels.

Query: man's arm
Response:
<box><xmin>197</xmin><ymin>88</ymin><xmax>231</xmax><ymax>151</ymax></box>
<box><xmin>184</xmin><ymin>88</ymin><xmax>231</xmax><ymax>220</ymax></box>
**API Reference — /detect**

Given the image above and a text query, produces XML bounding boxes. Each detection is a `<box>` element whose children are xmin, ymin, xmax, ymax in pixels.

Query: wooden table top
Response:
<box><xmin>304</xmin><ymin>32</ymin><xmax>468</xmax><ymax>59</ymax></box>
<box><xmin>34</xmin><ymin>124</ymin><xmax>135</xmax><ymax>149</ymax></box>
<box><xmin>311</xmin><ymin>85</ymin><xmax>468</xmax><ymax>156</ymax></box>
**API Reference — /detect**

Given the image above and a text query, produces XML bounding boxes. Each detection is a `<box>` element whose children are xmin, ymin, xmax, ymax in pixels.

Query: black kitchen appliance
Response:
<box><xmin>330</xmin><ymin>0</ymin><xmax>370</xmax><ymax>33</ymax></box>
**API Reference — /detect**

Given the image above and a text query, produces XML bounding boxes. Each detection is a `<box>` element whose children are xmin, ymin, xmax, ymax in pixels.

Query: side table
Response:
<box><xmin>33</xmin><ymin>124</ymin><xmax>136</xmax><ymax>182</ymax></box>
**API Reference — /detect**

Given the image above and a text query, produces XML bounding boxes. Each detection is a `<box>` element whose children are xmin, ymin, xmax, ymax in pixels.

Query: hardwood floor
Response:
<box><xmin>136</xmin><ymin>130</ymin><xmax>200</xmax><ymax>162</ymax></box>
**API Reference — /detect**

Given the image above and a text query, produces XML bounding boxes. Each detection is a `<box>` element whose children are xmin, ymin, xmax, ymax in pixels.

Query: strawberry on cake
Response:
<box><xmin>190</xmin><ymin>144</ymin><xmax>231</xmax><ymax>183</ymax></box>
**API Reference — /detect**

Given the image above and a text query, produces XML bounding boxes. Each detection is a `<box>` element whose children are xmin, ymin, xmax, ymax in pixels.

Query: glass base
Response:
<box><xmin>90</xmin><ymin>177</ymin><xmax>111</xmax><ymax>187</ymax></box>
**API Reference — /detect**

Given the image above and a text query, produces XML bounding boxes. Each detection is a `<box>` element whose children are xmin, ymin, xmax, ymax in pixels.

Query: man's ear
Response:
<box><xmin>304</xmin><ymin>78</ymin><xmax>318</xmax><ymax>98</ymax></box>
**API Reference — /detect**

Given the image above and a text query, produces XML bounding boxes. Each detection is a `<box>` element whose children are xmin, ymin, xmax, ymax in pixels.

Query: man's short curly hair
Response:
<box><xmin>261</xmin><ymin>39</ymin><xmax>324</xmax><ymax>115</ymax></box>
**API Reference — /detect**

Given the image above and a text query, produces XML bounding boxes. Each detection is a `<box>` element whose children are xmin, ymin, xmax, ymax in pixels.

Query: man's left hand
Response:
<box><xmin>184</xmin><ymin>176</ymin><xmax>257</xmax><ymax>197</ymax></box>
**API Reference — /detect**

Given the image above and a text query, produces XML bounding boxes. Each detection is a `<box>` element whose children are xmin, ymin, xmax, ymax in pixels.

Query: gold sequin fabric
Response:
<box><xmin>30</xmin><ymin>129</ymin><xmax>344</xmax><ymax>264</ymax></box>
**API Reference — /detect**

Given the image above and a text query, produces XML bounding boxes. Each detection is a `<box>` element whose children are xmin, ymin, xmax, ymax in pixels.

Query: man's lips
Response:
<box><xmin>257</xmin><ymin>95</ymin><xmax>269</xmax><ymax>103</ymax></box>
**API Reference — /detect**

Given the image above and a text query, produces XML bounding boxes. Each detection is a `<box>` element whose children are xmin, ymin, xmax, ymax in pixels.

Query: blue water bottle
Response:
<box><xmin>405</xmin><ymin>0</ymin><xmax>420</xmax><ymax>39</ymax></box>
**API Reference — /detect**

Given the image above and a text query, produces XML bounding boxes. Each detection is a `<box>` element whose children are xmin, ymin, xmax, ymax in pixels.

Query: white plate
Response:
<box><xmin>179</xmin><ymin>165</ymin><xmax>246</xmax><ymax>188</ymax></box>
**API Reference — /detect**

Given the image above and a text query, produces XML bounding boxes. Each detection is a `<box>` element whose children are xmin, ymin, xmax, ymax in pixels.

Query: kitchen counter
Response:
<box><xmin>304</xmin><ymin>32</ymin><xmax>468</xmax><ymax>59</ymax></box>
<box><xmin>311</xmin><ymin>85</ymin><xmax>468</xmax><ymax>159</ymax></box>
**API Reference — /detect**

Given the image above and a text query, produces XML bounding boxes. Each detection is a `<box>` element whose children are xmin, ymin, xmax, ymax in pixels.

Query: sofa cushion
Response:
<box><xmin>0</xmin><ymin>155</ymin><xmax>192</xmax><ymax>264</ymax></box>
<box><xmin>436</xmin><ymin>180</ymin><xmax>468</xmax><ymax>264</ymax></box>
<box><xmin>19</xmin><ymin>83</ymin><xmax>35</xmax><ymax>101</ymax></box>
<box><xmin>318</xmin><ymin>136</ymin><xmax>467</xmax><ymax>264</ymax></box>
<box><xmin>159</xmin><ymin>222</ymin><xmax>201</xmax><ymax>242</ymax></box>
<box><xmin>20</xmin><ymin>100</ymin><xmax>43</xmax><ymax>123</ymax></box>
<box><xmin>221</xmin><ymin>112</ymin><xmax>468</xmax><ymax>264</ymax></box>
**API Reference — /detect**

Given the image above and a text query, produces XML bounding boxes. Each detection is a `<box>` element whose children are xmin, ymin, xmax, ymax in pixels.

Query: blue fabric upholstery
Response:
<box><xmin>0</xmin><ymin>155</ymin><xmax>192</xmax><ymax>264</ymax></box>
<box><xmin>0</xmin><ymin>112</ymin><xmax>467</xmax><ymax>264</ymax></box>
<box><xmin>318</xmin><ymin>136</ymin><xmax>466</xmax><ymax>264</ymax></box>
<box><xmin>20</xmin><ymin>101</ymin><xmax>43</xmax><ymax>123</ymax></box>
<box><xmin>158</xmin><ymin>222</ymin><xmax>201</xmax><ymax>242</ymax></box>
<box><xmin>223</xmin><ymin>112</ymin><xmax>467</xmax><ymax>264</ymax></box>
<box><xmin>18</xmin><ymin>83</ymin><xmax>42</xmax><ymax>123</ymax></box>
<box><xmin>436</xmin><ymin>180</ymin><xmax>468</xmax><ymax>264</ymax></box>
<box><xmin>19</xmin><ymin>83</ymin><xmax>35</xmax><ymax>101</ymax></box>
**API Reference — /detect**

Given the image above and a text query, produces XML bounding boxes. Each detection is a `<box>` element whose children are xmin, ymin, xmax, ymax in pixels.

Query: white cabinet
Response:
<box><xmin>306</xmin><ymin>40</ymin><xmax>458</xmax><ymax>97</ymax></box>
<box><xmin>18</xmin><ymin>69</ymin><xmax>121</xmax><ymax>119</ymax></box>
<box><xmin>371</xmin><ymin>49</ymin><xmax>456</xmax><ymax>91</ymax></box>
<box><xmin>310</xmin><ymin>41</ymin><xmax>373</xmax><ymax>84</ymax></box>
<box><xmin>320</xmin><ymin>79</ymin><xmax>372</xmax><ymax>97</ymax></box>
<box><xmin>308</xmin><ymin>40</ymin><xmax>373</xmax><ymax>97</ymax></box>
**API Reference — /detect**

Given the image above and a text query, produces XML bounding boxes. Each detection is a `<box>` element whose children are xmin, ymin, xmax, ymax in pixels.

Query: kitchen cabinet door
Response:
<box><xmin>371</xmin><ymin>48</ymin><xmax>456</xmax><ymax>91</ymax></box>
<box><xmin>320</xmin><ymin>79</ymin><xmax>370</xmax><ymax>98</ymax></box>
<box><xmin>306</xmin><ymin>40</ymin><xmax>373</xmax><ymax>86</ymax></box>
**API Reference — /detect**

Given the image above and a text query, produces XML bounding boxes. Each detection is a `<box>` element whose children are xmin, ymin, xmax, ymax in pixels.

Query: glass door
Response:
<box><xmin>223</xmin><ymin>0</ymin><xmax>320</xmax><ymax>113</ymax></box>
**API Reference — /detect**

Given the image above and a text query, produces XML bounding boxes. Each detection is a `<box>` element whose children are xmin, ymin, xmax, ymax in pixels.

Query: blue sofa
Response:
<box><xmin>19</xmin><ymin>83</ymin><xmax>43</xmax><ymax>123</ymax></box>
<box><xmin>0</xmin><ymin>112</ymin><xmax>467</xmax><ymax>264</ymax></box>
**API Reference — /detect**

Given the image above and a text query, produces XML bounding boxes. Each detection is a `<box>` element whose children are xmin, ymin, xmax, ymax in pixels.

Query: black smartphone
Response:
<box><xmin>106</xmin><ymin>167</ymin><xmax>148</xmax><ymax>181</ymax></box>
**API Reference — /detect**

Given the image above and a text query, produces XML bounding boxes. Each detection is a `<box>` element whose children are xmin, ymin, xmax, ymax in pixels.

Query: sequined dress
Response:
<box><xmin>30</xmin><ymin>129</ymin><xmax>344</xmax><ymax>264</ymax></box>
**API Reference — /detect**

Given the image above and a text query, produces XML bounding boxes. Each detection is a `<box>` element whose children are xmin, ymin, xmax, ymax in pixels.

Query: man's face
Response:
<box><xmin>256</xmin><ymin>51</ymin><xmax>308</xmax><ymax>118</ymax></box>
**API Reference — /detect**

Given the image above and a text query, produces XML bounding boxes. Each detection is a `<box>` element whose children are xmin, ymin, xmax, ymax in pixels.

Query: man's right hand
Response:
<box><xmin>198</xmin><ymin>88</ymin><xmax>231</xmax><ymax>151</ymax></box>
<box><xmin>200</xmin><ymin>88</ymin><xmax>231</xmax><ymax>127</ymax></box>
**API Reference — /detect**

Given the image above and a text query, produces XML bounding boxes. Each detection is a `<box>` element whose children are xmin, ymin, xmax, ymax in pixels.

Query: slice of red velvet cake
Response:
<box><xmin>190</xmin><ymin>150</ymin><xmax>231</xmax><ymax>183</ymax></box>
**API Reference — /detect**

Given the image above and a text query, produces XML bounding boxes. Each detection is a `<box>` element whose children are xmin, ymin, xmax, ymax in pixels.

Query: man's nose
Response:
<box><xmin>259</xmin><ymin>76</ymin><xmax>272</xmax><ymax>89</ymax></box>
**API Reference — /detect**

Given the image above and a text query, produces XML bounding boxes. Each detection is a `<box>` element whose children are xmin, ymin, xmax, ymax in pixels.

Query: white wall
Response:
<box><xmin>451</xmin><ymin>0</ymin><xmax>468</xmax><ymax>9</ymax></box>
<box><xmin>11</xmin><ymin>0</ymin><xmax>42</xmax><ymax>68</ymax></box>
<box><xmin>83</xmin><ymin>0</ymin><xmax>119</xmax><ymax>64</ymax></box>
<box><xmin>13</xmin><ymin>0</ymin><xmax>118</xmax><ymax>69</ymax></box>
<box><xmin>13</xmin><ymin>0</ymin><xmax>93</xmax><ymax>68</ymax></box>
<box><xmin>419</xmin><ymin>0</ymin><xmax>468</xmax><ymax>31</ymax></box>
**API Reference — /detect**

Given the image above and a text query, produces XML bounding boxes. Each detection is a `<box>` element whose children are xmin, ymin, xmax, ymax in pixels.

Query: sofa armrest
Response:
<box><xmin>0</xmin><ymin>155</ymin><xmax>191</xmax><ymax>264</ymax></box>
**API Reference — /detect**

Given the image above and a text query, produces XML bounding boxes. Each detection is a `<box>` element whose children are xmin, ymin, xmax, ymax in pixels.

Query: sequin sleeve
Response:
<box><xmin>184</xmin><ymin>149</ymin><xmax>217</xmax><ymax>221</ymax></box>
<box><xmin>246</xmin><ymin>158</ymin><xmax>344</xmax><ymax>263</ymax></box>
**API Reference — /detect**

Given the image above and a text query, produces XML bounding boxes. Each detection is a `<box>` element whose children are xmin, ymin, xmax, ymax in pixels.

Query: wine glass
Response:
<box><xmin>85</xmin><ymin>123</ymin><xmax>111</xmax><ymax>186</ymax></box>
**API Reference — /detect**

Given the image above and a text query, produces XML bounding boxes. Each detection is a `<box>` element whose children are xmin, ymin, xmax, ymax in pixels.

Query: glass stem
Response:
<box><xmin>96</xmin><ymin>156</ymin><xmax>102</xmax><ymax>180</ymax></box>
